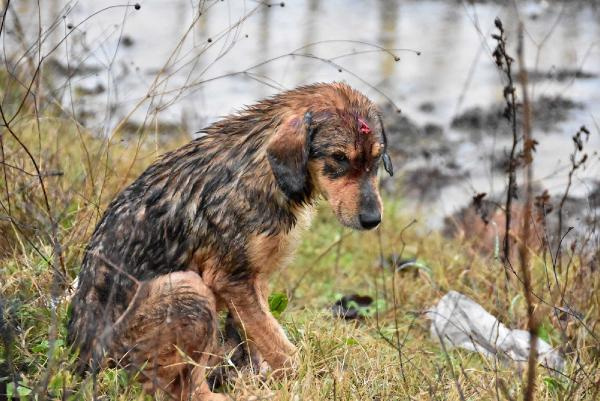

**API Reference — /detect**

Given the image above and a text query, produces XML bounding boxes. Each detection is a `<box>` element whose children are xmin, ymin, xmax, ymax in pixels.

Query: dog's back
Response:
<box><xmin>68</xmin><ymin>98</ymin><xmax>295</xmax><ymax>369</ymax></box>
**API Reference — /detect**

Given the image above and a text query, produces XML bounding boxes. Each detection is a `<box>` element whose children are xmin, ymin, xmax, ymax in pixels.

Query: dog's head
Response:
<box><xmin>267</xmin><ymin>83</ymin><xmax>393</xmax><ymax>230</ymax></box>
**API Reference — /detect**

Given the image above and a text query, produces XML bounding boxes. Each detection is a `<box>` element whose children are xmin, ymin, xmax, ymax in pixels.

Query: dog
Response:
<box><xmin>67</xmin><ymin>82</ymin><xmax>393</xmax><ymax>400</ymax></box>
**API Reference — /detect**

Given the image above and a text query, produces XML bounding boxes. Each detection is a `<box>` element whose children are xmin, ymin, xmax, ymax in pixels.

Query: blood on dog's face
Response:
<box><xmin>309</xmin><ymin>113</ymin><xmax>385</xmax><ymax>230</ymax></box>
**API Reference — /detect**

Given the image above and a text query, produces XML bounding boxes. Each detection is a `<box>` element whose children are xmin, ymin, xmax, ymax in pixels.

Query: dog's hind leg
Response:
<box><xmin>121</xmin><ymin>271</ymin><xmax>227</xmax><ymax>401</ymax></box>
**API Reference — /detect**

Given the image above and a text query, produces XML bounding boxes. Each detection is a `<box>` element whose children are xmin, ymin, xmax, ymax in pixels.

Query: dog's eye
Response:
<box><xmin>332</xmin><ymin>152</ymin><xmax>349</xmax><ymax>163</ymax></box>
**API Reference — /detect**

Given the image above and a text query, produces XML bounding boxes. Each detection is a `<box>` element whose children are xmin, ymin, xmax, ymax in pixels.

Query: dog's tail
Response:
<box><xmin>68</xmin><ymin>265</ymin><xmax>149</xmax><ymax>374</ymax></box>
<box><xmin>67</xmin><ymin>272</ymin><xmax>135</xmax><ymax>374</ymax></box>
<box><xmin>67</xmin><ymin>282</ymin><xmax>109</xmax><ymax>374</ymax></box>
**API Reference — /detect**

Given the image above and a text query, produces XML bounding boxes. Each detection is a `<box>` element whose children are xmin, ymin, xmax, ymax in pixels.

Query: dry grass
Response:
<box><xmin>1</xmin><ymin>111</ymin><xmax>599</xmax><ymax>399</ymax></box>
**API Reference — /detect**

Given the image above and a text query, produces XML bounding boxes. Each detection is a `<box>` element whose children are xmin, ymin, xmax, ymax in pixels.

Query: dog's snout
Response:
<box><xmin>357</xmin><ymin>179</ymin><xmax>381</xmax><ymax>230</ymax></box>
<box><xmin>359</xmin><ymin>210</ymin><xmax>381</xmax><ymax>229</ymax></box>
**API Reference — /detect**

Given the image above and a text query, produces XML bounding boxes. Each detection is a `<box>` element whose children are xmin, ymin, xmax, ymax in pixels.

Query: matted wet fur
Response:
<box><xmin>68</xmin><ymin>82</ymin><xmax>393</xmax><ymax>400</ymax></box>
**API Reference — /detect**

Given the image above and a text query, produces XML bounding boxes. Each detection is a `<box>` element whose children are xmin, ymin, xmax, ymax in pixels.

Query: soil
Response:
<box><xmin>402</xmin><ymin>167</ymin><xmax>467</xmax><ymax>201</ymax></box>
<box><xmin>451</xmin><ymin>96</ymin><xmax>584</xmax><ymax>138</ymax></box>
<box><xmin>45</xmin><ymin>58</ymin><xmax>102</xmax><ymax>77</ymax></box>
<box><xmin>379</xmin><ymin>102</ymin><xmax>451</xmax><ymax>162</ymax></box>
<box><xmin>524</xmin><ymin>68</ymin><xmax>597</xmax><ymax>83</ymax></box>
<box><xmin>378</xmin><ymin>103</ymin><xmax>466</xmax><ymax>197</ymax></box>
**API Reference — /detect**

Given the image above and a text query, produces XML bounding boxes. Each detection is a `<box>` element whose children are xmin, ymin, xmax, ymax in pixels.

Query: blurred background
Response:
<box><xmin>6</xmin><ymin>0</ymin><xmax>600</xmax><ymax>229</ymax></box>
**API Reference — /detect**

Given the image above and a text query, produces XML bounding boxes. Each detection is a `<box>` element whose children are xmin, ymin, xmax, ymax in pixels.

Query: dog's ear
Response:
<box><xmin>377</xmin><ymin>114</ymin><xmax>394</xmax><ymax>176</ymax></box>
<box><xmin>267</xmin><ymin>112</ymin><xmax>314</xmax><ymax>202</ymax></box>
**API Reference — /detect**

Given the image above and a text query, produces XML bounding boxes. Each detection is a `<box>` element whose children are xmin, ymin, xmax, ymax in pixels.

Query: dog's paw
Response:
<box><xmin>197</xmin><ymin>391</ymin><xmax>229</xmax><ymax>401</ymax></box>
<box><xmin>268</xmin><ymin>353</ymin><xmax>299</xmax><ymax>380</ymax></box>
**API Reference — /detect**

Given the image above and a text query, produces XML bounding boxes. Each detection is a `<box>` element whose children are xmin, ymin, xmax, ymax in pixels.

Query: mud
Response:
<box><xmin>380</xmin><ymin>103</ymin><xmax>451</xmax><ymax>162</ymax></box>
<box><xmin>45</xmin><ymin>58</ymin><xmax>102</xmax><ymax>78</ymax></box>
<box><xmin>402</xmin><ymin>167</ymin><xmax>467</xmax><ymax>201</ymax></box>
<box><xmin>524</xmin><ymin>68</ymin><xmax>597</xmax><ymax>83</ymax></box>
<box><xmin>379</xmin><ymin>103</ymin><xmax>466</xmax><ymax>197</ymax></box>
<box><xmin>451</xmin><ymin>96</ymin><xmax>584</xmax><ymax>138</ymax></box>
<box><xmin>590</xmin><ymin>182</ymin><xmax>600</xmax><ymax>209</ymax></box>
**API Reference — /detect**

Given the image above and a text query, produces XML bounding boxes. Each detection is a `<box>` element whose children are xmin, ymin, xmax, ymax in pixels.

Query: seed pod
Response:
<box><xmin>494</xmin><ymin>17</ymin><xmax>503</xmax><ymax>31</ymax></box>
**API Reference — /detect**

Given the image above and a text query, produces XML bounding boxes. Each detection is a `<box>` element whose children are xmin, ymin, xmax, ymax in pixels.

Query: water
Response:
<box><xmin>5</xmin><ymin>0</ymin><xmax>600</xmax><ymax>226</ymax></box>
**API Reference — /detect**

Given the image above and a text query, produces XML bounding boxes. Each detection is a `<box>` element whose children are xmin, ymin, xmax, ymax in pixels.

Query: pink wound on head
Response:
<box><xmin>358</xmin><ymin>118</ymin><xmax>371</xmax><ymax>134</ymax></box>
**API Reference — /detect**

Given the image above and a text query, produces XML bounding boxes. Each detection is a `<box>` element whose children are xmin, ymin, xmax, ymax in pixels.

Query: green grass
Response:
<box><xmin>1</xmin><ymin>113</ymin><xmax>599</xmax><ymax>401</ymax></box>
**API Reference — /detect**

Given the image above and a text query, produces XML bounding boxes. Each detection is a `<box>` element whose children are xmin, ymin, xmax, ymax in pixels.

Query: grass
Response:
<box><xmin>1</xmin><ymin>0</ymin><xmax>599</xmax><ymax>396</ymax></box>
<box><xmin>1</xmin><ymin>111</ymin><xmax>599</xmax><ymax>401</ymax></box>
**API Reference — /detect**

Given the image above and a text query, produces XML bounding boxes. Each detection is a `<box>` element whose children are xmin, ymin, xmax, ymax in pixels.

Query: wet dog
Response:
<box><xmin>68</xmin><ymin>82</ymin><xmax>393</xmax><ymax>400</ymax></box>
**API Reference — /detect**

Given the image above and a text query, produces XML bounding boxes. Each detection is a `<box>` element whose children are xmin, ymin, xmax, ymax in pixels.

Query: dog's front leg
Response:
<box><xmin>225</xmin><ymin>279</ymin><xmax>296</xmax><ymax>374</ymax></box>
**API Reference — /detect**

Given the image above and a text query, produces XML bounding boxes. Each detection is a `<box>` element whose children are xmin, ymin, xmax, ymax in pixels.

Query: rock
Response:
<box><xmin>332</xmin><ymin>294</ymin><xmax>374</xmax><ymax>320</ymax></box>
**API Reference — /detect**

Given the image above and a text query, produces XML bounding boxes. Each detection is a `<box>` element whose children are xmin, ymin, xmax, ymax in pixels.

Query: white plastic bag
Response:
<box><xmin>427</xmin><ymin>291</ymin><xmax>564</xmax><ymax>372</ymax></box>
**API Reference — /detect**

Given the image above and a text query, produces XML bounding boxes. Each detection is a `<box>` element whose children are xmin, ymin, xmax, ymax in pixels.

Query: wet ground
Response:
<box><xmin>5</xmin><ymin>0</ymin><xmax>600</xmax><ymax>231</ymax></box>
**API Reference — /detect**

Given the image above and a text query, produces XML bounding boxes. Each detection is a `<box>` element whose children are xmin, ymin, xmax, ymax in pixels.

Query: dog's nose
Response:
<box><xmin>359</xmin><ymin>211</ymin><xmax>381</xmax><ymax>229</ymax></box>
